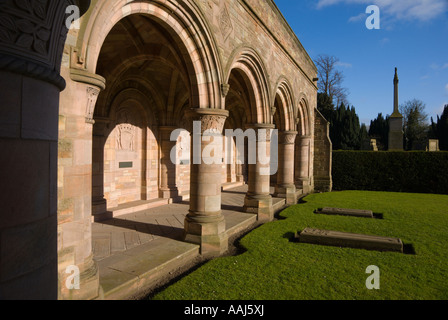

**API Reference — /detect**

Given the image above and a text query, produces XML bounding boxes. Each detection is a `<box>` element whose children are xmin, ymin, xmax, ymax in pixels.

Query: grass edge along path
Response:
<box><xmin>152</xmin><ymin>191</ymin><xmax>448</xmax><ymax>300</ymax></box>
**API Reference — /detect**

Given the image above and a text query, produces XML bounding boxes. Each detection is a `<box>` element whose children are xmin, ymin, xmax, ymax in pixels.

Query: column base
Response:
<box><xmin>184</xmin><ymin>213</ymin><xmax>228</xmax><ymax>256</ymax></box>
<box><xmin>58</xmin><ymin>255</ymin><xmax>101</xmax><ymax>300</ymax></box>
<box><xmin>275</xmin><ymin>184</ymin><xmax>297</xmax><ymax>205</ymax></box>
<box><xmin>243</xmin><ymin>194</ymin><xmax>274</xmax><ymax>222</ymax></box>
<box><xmin>92</xmin><ymin>198</ymin><xmax>112</xmax><ymax>222</ymax></box>
<box><xmin>296</xmin><ymin>178</ymin><xmax>312</xmax><ymax>195</ymax></box>
<box><xmin>159</xmin><ymin>187</ymin><xmax>180</xmax><ymax>200</ymax></box>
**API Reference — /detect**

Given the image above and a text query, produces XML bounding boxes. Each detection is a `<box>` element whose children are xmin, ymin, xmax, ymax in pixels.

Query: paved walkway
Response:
<box><xmin>92</xmin><ymin>185</ymin><xmax>287</xmax><ymax>299</ymax></box>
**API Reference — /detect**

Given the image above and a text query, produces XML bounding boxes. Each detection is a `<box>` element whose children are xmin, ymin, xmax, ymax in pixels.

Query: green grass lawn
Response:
<box><xmin>153</xmin><ymin>191</ymin><xmax>448</xmax><ymax>300</ymax></box>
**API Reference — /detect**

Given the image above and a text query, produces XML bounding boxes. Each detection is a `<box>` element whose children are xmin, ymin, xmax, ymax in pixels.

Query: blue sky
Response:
<box><xmin>275</xmin><ymin>0</ymin><xmax>448</xmax><ymax>125</ymax></box>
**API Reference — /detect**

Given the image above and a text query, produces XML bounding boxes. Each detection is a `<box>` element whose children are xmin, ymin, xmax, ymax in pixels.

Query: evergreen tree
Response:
<box><xmin>432</xmin><ymin>104</ymin><xmax>448</xmax><ymax>151</ymax></box>
<box><xmin>331</xmin><ymin>103</ymin><xmax>362</xmax><ymax>150</ymax></box>
<box><xmin>359</xmin><ymin>123</ymin><xmax>369</xmax><ymax>149</ymax></box>
<box><xmin>317</xmin><ymin>92</ymin><xmax>335</xmax><ymax>123</ymax></box>
<box><xmin>369</xmin><ymin>113</ymin><xmax>389</xmax><ymax>150</ymax></box>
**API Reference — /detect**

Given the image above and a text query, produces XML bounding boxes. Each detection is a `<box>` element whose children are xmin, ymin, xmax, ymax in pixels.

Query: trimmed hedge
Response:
<box><xmin>332</xmin><ymin>151</ymin><xmax>448</xmax><ymax>194</ymax></box>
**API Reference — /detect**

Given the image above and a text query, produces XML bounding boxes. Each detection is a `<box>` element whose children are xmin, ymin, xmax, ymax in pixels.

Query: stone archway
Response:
<box><xmin>295</xmin><ymin>96</ymin><xmax>313</xmax><ymax>194</ymax></box>
<box><xmin>57</xmin><ymin>0</ymin><xmax>226</xmax><ymax>299</ymax></box>
<box><xmin>272</xmin><ymin>80</ymin><xmax>298</xmax><ymax>205</ymax></box>
<box><xmin>225</xmin><ymin>48</ymin><xmax>275</xmax><ymax>222</ymax></box>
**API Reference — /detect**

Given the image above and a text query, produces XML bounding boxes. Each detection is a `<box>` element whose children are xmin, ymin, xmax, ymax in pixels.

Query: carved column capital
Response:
<box><xmin>69</xmin><ymin>68</ymin><xmax>106</xmax><ymax>124</ymax></box>
<box><xmin>245</xmin><ymin>123</ymin><xmax>276</xmax><ymax>142</ymax></box>
<box><xmin>0</xmin><ymin>0</ymin><xmax>91</xmax><ymax>90</ymax></box>
<box><xmin>187</xmin><ymin>108</ymin><xmax>229</xmax><ymax>134</ymax></box>
<box><xmin>279</xmin><ymin>131</ymin><xmax>298</xmax><ymax>145</ymax></box>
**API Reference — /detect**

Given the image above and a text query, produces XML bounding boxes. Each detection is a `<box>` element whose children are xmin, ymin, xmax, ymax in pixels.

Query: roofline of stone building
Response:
<box><xmin>240</xmin><ymin>0</ymin><xmax>318</xmax><ymax>87</ymax></box>
<box><xmin>268</xmin><ymin>0</ymin><xmax>317</xmax><ymax>69</ymax></box>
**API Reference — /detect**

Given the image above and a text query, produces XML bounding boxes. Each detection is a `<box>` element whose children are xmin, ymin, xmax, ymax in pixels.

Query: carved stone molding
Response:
<box><xmin>221</xmin><ymin>83</ymin><xmax>230</xmax><ymax>98</ymax></box>
<box><xmin>70</xmin><ymin>68</ymin><xmax>106</xmax><ymax>91</ymax></box>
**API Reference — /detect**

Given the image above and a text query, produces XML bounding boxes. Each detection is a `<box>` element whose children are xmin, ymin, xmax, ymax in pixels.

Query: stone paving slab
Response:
<box><xmin>315</xmin><ymin>207</ymin><xmax>374</xmax><ymax>218</ymax></box>
<box><xmin>93</xmin><ymin>185</ymin><xmax>294</xmax><ymax>299</ymax></box>
<box><xmin>296</xmin><ymin>228</ymin><xmax>404</xmax><ymax>253</ymax></box>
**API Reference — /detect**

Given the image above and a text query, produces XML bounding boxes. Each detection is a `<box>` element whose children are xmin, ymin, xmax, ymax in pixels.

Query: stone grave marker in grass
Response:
<box><xmin>295</xmin><ymin>228</ymin><xmax>404</xmax><ymax>253</ymax></box>
<box><xmin>315</xmin><ymin>207</ymin><xmax>374</xmax><ymax>218</ymax></box>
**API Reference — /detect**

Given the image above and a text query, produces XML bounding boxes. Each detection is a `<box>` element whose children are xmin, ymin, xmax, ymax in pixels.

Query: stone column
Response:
<box><xmin>184</xmin><ymin>108</ymin><xmax>229</xmax><ymax>256</ymax></box>
<box><xmin>244</xmin><ymin>124</ymin><xmax>275</xmax><ymax>222</ymax></box>
<box><xmin>275</xmin><ymin>131</ymin><xmax>298</xmax><ymax>205</ymax></box>
<box><xmin>58</xmin><ymin>67</ymin><xmax>105</xmax><ymax>300</ymax></box>
<box><xmin>295</xmin><ymin>135</ymin><xmax>312</xmax><ymax>194</ymax></box>
<box><xmin>0</xmin><ymin>0</ymin><xmax>90</xmax><ymax>299</ymax></box>
<box><xmin>388</xmin><ymin>68</ymin><xmax>403</xmax><ymax>151</ymax></box>
<box><xmin>159</xmin><ymin>126</ymin><xmax>180</xmax><ymax>200</ymax></box>
<box><xmin>91</xmin><ymin>118</ymin><xmax>110</xmax><ymax>221</ymax></box>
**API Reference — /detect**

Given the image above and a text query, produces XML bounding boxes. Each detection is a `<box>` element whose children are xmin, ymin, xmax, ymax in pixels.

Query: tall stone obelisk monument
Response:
<box><xmin>388</xmin><ymin>68</ymin><xmax>404</xmax><ymax>150</ymax></box>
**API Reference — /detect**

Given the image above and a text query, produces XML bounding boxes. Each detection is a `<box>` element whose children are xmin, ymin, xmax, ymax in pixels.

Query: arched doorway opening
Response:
<box><xmin>91</xmin><ymin>13</ymin><xmax>194</xmax><ymax>219</ymax></box>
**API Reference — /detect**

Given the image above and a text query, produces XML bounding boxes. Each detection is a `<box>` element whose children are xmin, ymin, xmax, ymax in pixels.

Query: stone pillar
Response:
<box><xmin>91</xmin><ymin>118</ymin><xmax>110</xmax><ymax>221</ymax></box>
<box><xmin>275</xmin><ymin>131</ymin><xmax>298</xmax><ymax>205</ymax></box>
<box><xmin>389</xmin><ymin>68</ymin><xmax>403</xmax><ymax>151</ymax></box>
<box><xmin>313</xmin><ymin>110</ymin><xmax>333</xmax><ymax>193</ymax></box>
<box><xmin>0</xmin><ymin>0</ymin><xmax>90</xmax><ymax>299</ymax></box>
<box><xmin>159</xmin><ymin>126</ymin><xmax>179</xmax><ymax>199</ymax></box>
<box><xmin>236</xmin><ymin>161</ymin><xmax>244</xmax><ymax>183</ymax></box>
<box><xmin>184</xmin><ymin>109</ymin><xmax>229</xmax><ymax>256</ymax></box>
<box><xmin>295</xmin><ymin>135</ymin><xmax>312</xmax><ymax>194</ymax></box>
<box><xmin>244</xmin><ymin>124</ymin><xmax>275</xmax><ymax>222</ymax></box>
<box><xmin>58</xmin><ymin>67</ymin><xmax>105</xmax><ymax>300</ymax></box>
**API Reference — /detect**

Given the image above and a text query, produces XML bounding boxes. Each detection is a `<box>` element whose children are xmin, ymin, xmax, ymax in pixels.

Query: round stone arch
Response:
<box><xmin>295</xmin><ymin>93</ymin><xmax>313</xmax><ymax>193</ymax></box>
<box><xmin>273</xmin><ymin>77</ymin><xmax>296</xmax><ymax>132</ymax></box>
<box><xmin>91</xmin><ymin>87</ymin><xmax>161</xmax><ymax>219</ymax></box>
<box><xmin>224</xmin><ymin>47</ymin><xmax>271</xmax><ymax>125</ymax></box>
<box><xmin>78</xmin><ymin>0</ymin><xmax>224</xmax><ymax>109</ymax></box>
<box><xmin>296</xmin><ymin>94</ymin><xmax>312</xmax><ymax>137</ymax></box>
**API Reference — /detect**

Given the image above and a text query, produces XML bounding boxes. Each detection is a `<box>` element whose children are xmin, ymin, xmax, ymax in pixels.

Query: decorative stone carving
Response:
<box><xmin>201</xmin><ymin>114</ymin><xmax>227</xmax><ymax>134</ymax></box>
<box><xmin>85</xmin><ymin>86</ymin><xmax>99</xmax><ymax>124</ymax></box>
<box><xmin>219</xmin><ymin>3</ymin><xmax>233</xmax><ymax>41</ymax></box>
<box><xmin>0</xmin><ymin>0</ymin><xmax>90</xmax><ymax>90</ymax></box>
<box><xmin>221</xmin><ymin>83</ymin><xmax>230</xmax><ymax>98</ymax></box>
<box><xmin>116</xmin><ymin>110</ymin><xmax>136</xmax><ymax>151</ymax></box>
<box><xmin>188</xmin><ymin>108</ymin><xmax>229</xmax><ymax>134</ymax></box>
<box><xmin>279</xmin><ymin>131</ymin><xmax>298</xmax><ymax>145</ymax></box>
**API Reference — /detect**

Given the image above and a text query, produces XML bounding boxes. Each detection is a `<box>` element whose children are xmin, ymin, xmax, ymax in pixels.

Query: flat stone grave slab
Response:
<box><xmin>315</xmin><ymin>207</ymin><xmax>374</xmax><ymax>218</ymax></box>
<box><xmin>296</xmin><ymin>228</ymin><xmax>404</xmax><ymax>253</ymax></box>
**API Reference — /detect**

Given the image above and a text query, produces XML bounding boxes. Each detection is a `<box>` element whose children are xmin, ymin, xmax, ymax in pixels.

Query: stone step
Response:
<box><xmin>97</xmin><ymin>238</ymin><xmax>200</xmax><ymax>300</ymax></box>
<box><xmin>110</xmin><ymin>199</ymin><xmax>171</xmax><ymax>218</ymax></box>
<box><xmin>222</xmin><ymin>181</ymin><xmax>245</xmax><ymax>191</ymax></box>
<box><xmin>272</xmin><ymin>197</ymin><xmax>286</xmax><ymax>213</ymax></box>
<box><xmin>315</xmin><ymin>207</ymin><xmax>374</xmax><ymax>218</ymax></box>
<box><xmin>296</xmin><ymin>228</ymin><xmax>404</xmax><ymax>253</ymax></box>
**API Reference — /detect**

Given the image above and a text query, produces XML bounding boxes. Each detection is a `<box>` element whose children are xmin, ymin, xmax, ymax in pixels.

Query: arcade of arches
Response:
<box><xmin>0</xmin><ymin>0</ymin><xmax>332</xmax><ymax>299</ymax></box>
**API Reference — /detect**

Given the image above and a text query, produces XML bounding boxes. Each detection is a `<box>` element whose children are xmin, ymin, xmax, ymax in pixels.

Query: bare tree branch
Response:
<box><xmin>315</xmin><ymin>54</ymin><xmax>349</xmax><ymax>106</ymax></box>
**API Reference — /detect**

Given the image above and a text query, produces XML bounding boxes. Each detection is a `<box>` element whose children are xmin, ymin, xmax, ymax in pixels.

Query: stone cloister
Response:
<box><xmin>0</xmin><ymin>0</ymin><xmax>331</xmax><ymax>299</ymax></box>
